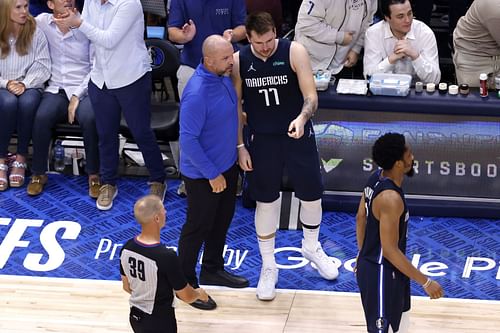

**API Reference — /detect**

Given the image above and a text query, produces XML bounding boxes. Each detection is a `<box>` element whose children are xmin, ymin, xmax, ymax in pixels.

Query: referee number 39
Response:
<box><xmin>129</xmin><ymin>257</ymin><xmax>146</xmax><ymax>281</ymax></box>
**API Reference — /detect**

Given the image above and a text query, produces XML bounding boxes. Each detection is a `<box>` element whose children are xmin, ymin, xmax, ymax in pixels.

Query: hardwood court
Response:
<box><xmin>0</xmin><ymin>275</ymin><xmax>498</xmax><ymax>333</ymax></box>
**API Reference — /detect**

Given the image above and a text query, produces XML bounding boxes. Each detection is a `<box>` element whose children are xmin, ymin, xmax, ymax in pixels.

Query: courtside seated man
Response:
<box><xmin>29</xmin><ymin>0</ymin><xmax>100</xmax><ymax>198</ymax></box>
<box><xmin>356</xmin><ymin>133</ymin><xmax>444</xmax><ymax>333</ymax></box>
<box><xmin>363</xmin><ymin>0</ymin><xmax>440</xmax><ymax>84</ymax></box>
<box><xmin>120</xmin><ymin>195</ymin><xmax>209</xmax><ymax>333</ymax></box>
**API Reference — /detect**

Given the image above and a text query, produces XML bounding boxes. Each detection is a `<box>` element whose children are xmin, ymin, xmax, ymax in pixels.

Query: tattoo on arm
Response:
<box><xmin>300</xmin><ymin>97</ymin><xmax>317</xmax><ymax>120</ymax></box>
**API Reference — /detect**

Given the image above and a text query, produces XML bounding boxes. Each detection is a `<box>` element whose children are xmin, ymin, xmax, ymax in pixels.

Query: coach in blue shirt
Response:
<box><xmin>167</xmin><ymin>0</ymin><xmax>246</xmax><ymax>197</ymax></box>
<box><xmin>178</xmin><ymin>35</ymin><xmax>249</xmax><ymax>311</ymax></box>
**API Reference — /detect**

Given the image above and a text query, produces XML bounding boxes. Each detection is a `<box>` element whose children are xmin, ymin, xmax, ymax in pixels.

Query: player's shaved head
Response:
<box><xmin>134</xmin><ymin>195</ymin><xmax>164</xmax><ymax>225</ymax></box>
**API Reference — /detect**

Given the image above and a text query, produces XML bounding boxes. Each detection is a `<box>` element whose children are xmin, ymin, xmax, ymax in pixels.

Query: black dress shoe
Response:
<box><xmin>199</xmin><ymin>269</ymin><xmax>249</xmax><ymax>288</ymax></box>
<box><xmin>189</xmin><ymin>295</ymin><xmax>217</xmax><ymax>310</ymax></box>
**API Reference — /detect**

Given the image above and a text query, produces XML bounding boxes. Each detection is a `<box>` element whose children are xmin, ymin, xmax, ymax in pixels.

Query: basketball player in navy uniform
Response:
<box><xmin>232</xmin><ymin>12</ymin><xmax>339</xmax><ymax>301</ymax></box>
<box><xmin>120</xmin><ymin>195</ymin><xmax>209</xmax><ymax>333</ymax></box>
<box><xmin>355</xmin><ymin>133</ymin><xmax>444</xmax><ymax>333</ymax></box>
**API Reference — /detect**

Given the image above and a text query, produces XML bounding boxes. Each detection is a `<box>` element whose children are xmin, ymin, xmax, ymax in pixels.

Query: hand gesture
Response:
<box><xmin>237</xmin><ymin>146</ymin><xmax>253</xmax><ymax>171</ymax></box>
<box><xmin>344</xmin><ymin>50</ymin><xmax>359</xmax><ymax>68</ymax></box>
<box><xmin>68</xmin><ymin>95</ymin><xmax>79</xmax><ymax>124</ymax></box>
<box><xmin>209</xmin><ymin>174</ymin><xmax>226</xmax><ymax>193</ymax></box>
<box><xmin>288</xmin><ymin>115</ymin><xmax>306</xmax><ymax>139</ymax></box>
<box><xmin>394</xmin><ymin>39</ymin><xmax>418</xmax><ymax>60</ymax></box>
<box><xmin>7</xmin><ymin>80</ymin><xmax>25</xmax><ymax>96</ymax></box>
<box><xmin>423</xmin><ymin>279</ymin><xmax>444</xmax><ymax>299</ymax></box>
<box><xmin>341</xmin><ymin>31</ymin><xmax>354</xmax><ymax>46</ymax></box>
<box><xmin>223</xmin><ymin>29</ymin><xmax>234</xmax><ymax>42</ymax></box>
<box><xmin>182</xmin><ymin>19</ymin><xmax>196</xmax><ymax>42</ymax></box>
<box><xmin>54</xmin><ymin>8</ymin><xmax>81</xmax><ymax>30</ymax></box>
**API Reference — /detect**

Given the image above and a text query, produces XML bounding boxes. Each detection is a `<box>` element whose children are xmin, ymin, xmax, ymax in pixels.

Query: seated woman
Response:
<box><xmin>0</xmin><ymin>0</ymin><xmax>50</xmax><ymax>191</ymax></box>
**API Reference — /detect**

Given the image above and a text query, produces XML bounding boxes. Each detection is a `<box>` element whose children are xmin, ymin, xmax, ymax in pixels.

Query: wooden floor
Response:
<box><xmin>0</xmin><ymin>275</ymin><xmax>498</xmax><ymax>333</ymax></box>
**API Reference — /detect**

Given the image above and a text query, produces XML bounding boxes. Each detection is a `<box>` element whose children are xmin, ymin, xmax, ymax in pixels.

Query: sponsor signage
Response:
<box><xmin>0</xmin><ymin>217</ymin><xmax>499</xmax><ymax>301</ymax></box>
<box><xmin>314</xmin><ymin>109</ymin><xmax>500</xmax><ymax>200</ymax></box>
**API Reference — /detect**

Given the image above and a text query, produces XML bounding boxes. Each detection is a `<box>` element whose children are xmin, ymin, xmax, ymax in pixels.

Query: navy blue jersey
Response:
<box><xmin>359</xmin><ymin>169</ymin><xmax>409</xmax><ymax>269</ymax></box>
<box><xmin>357</xmin><ymin>169</ymin><xmax>411</xmax><ymax>332</ymax></box>
<box><xmin>239</xmin><ymin>39</ymin><xmax>305</xmax><ymax>135</ymax></box>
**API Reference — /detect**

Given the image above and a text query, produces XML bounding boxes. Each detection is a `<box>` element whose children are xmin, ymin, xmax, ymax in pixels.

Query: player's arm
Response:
<box><xmin>223</xmin><ymin>25</ymin><xmax>246</xmax><ymax>43</ymax></box>
<box><xmin>376</xmin><ymin>191</ymin><xmax>444</xmax><ymax>299</ymax></box>
<box><xmin>288</xmin><ymin>41</ymin><xmax>318</xmax><ymax>139</ymax></box>
<box><xmin>121</xmin><ymin>275</ymin><xmax>132</xmax><ymax>294</ymax></box>
<box><xmin>175</xmin><ymin>283</ymin><xmax>209</xmax><ymax>303</ymax></box>
<box><xmin>355</xmin><ymin>193</ymin><xmax>367</xmax><ymax>252</ymax></box>
<box><xmin>231</xmin><ymin>51</ymin><xmax>253</xmax><ymax>171</ymax></box>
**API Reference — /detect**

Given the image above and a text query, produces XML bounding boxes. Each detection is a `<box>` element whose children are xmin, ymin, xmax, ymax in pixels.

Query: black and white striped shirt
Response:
<box><xmin>0</xmin><ymin>27</ymin><xmax>51</xmax><ymax>89</ymax></box>
<box><xmin>120</xmin><ymin>238</ymin><xmax>187</xmax><ymax>316</ymax></box>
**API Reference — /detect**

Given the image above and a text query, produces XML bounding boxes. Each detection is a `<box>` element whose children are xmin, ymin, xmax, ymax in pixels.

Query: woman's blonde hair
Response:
<box><xmin>0</xmin><ymin>0</ymin><xmax>36</xmax><ymax>59</ymax></box>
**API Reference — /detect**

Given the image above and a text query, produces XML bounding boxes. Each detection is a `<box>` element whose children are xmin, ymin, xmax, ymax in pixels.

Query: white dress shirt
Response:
<box><xmin>0</xmin><ymin>27</ymin><xmax>51</xmax><ymax>89</ymax></box>
<box><xmin>79</xmin><ymin>0</ymin><xmax>151</xmax><ymax>89</ymax></box>
<box><xmin>363</xmin><ymin>19</ymin><xmax>441</xmax><ymax>84</ymax></box>
<box><xmin>36</xmin><ymin>13</ymin><xmax>92</xmax><ymax>100</ymax></box>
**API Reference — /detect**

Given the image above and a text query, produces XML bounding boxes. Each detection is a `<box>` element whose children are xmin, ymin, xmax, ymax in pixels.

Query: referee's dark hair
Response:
<box><xmin>380</xmin><ymin>0</ymin><xmax>410</xmax><ymax>18</ymax></box>
<box><xmin>372</xmin><ymin>132</ymin><xmax>406</xmax><ymax>170</ymax></box>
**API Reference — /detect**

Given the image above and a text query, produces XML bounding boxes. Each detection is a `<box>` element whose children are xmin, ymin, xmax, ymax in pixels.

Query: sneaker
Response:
<box><xmin>256</xmin><ymin>266</ymin><xmax>279</xmax><ymax>301</ymax></box>
<box><xmin>301</xmin><ymin>240</ymin><xmax>339</xmax><ymax>280</ymax></box>
<box><xmin>27</xmin><ymin>174</ymin><xmax>48</xmax><ymax>196</ymax></box>
<box><xmin>88</xmin><ymin>176</ymin><xmax>101</xmax><ymax>199</ymax></box>
<box><xmin>149</xmin><ymin>182</ymin><xmax>167</xmax><ymax>201</ymax></box>
<box><xmin>97</xmin><ymin>184</ymin><xmax>118</xmax><ymax>211</ymax></box>
<box><xmin>176</xmin><ymin>180</ymin><xmax>187</xmax><ymax>197</ymax></box>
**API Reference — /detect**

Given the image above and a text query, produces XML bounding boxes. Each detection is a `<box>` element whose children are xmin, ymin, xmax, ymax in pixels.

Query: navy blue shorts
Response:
<box><xmin>356</xmin><ymin>259</ymin><xmax>411</xmax><ymax>333</ymax></box>
<box><xmin>246</xmin><ymin>124</ymin><xmax>323</xmax><ymax>203</ymax></box>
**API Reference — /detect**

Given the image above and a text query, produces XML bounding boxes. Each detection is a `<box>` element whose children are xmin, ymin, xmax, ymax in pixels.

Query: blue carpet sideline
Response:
<box><xmin>0</xmin><ymin>175</ymin><xmax>498</xmax><ymax>301</ymax></box>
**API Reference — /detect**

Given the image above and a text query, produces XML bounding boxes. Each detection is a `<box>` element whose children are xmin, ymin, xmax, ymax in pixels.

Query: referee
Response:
<box><xmin>120</xmin><ymin>195</ymin><xmax>208</xmax><ymax>333</ymax></box>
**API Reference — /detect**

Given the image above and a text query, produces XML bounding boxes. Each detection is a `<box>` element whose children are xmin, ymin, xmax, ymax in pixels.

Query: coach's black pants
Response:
<box><xmin>178</xmin><ymin>164</ymin><xmax>238</xmax><ymax>288</ymax></box>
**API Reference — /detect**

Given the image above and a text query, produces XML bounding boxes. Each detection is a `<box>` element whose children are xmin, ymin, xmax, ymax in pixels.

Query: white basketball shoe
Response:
<box><xmin>301</xmin><ymin>240</ymin><xmax>339</xmax><ymax>280</ymax></box>
<box><xmin>256</xmin><ymin>266</ymin><xmax>279</xmax><ymax>301</ymax></box>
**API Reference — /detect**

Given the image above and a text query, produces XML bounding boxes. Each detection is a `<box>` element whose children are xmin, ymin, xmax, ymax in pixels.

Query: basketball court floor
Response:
<box><xmin>0</xmin><ymin>175</ymin><xmax>499</xmax><ymax>332</ymax></box>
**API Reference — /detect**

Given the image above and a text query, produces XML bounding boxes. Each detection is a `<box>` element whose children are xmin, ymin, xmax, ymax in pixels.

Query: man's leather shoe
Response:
<box><xmin>189</xmin><ymin>295</ymin><xmax>217</xmax><ymax>310</ymax></box>
<box><xmin>27</xmin><ymin>175</ymin><xmax>48</xmax><ymax>196</ymax></box>
<box><xmin>88</xmin><ymin>176</ymin><xmax>101</xmax><ymax>199</ymax></box>
<box><xmin>199</xmin><ymin>269</ymin><xmax>249</xmax><ymax>288</ymax></box>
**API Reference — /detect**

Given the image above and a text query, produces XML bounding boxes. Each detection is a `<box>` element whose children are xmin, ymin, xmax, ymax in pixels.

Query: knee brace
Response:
<box><xmin>300</xmin><ymin>199</ymin><xmax>322</xmax><ymax>227</ymax></box>
<box><xmin>255</xmin><ymin>197</ymin><xmax>281</xmax><ymax>237</ymax></box>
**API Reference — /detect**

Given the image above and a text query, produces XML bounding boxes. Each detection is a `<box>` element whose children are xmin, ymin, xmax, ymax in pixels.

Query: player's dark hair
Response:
<box><xmin>245</xmin><ymin>11</ymin><xmax>275</xmax><ymax>36</ymax></box>
<box><xmin>372</xmin><ymin>132</ymin><xmax>406</xmax><ymax>170</ymax></box>
<box><xmin>380</xmin><ymin>0</ymin><xmax>410</xmax><ymax>18</ymax></box>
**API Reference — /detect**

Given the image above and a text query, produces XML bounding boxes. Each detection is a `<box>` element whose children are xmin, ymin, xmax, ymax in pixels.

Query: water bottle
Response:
<box><xmin>53</xmin><ymin>140</ymin><xmax>65</xmax><ymax>172</ymax></box>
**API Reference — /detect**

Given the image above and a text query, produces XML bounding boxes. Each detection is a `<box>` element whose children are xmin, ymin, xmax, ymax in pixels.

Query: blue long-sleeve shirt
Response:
<box><xmin>168</xmin><ymin>0</ymin><xmax>246</xmax><ymax>69</ymax></box>
<box><xmin>179</xmin><ymin>63</ymin><xmax>238</xmax><ymax>179</ymax></box>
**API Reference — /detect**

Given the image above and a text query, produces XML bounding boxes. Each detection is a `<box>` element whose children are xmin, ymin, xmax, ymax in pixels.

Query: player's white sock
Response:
<box><xmin>300</xmin><ymin>199</ymin><xmax>322</xmax><ymax>250</ymax></box>
<box><xmin>258</xmin><ymin>237</ymin><xmax>276</xmax><ymax>268</ymax></box>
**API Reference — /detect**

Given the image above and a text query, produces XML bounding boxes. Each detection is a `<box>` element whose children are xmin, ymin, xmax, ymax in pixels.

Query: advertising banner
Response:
<box><xmin>314</xmin><ymin>109</ymin><xmax>500</xmax><ymax>200</ymax></box>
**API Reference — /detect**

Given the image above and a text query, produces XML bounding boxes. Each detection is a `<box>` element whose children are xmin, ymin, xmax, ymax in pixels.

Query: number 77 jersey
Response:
<box><xmin>239</xmin><ymin>39</ymin><xmax>304</xmax><ymax>135</ymax></box>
